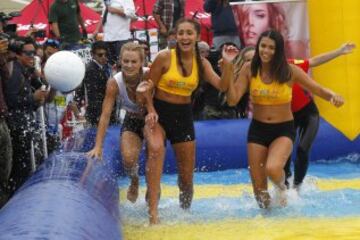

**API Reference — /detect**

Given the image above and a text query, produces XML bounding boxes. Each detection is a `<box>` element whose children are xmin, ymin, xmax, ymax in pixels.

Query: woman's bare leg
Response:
<box><xmin>173</xmin><ymin>141</ymin><xmax>196</xmax><ymax>209</ymax></box>
<box><xmin>144</xmin><ymin>123</ymin><xmax>166</xmax><ymax>224</ymax></box>
<box><xmin>266</xmin><ymin>137</ymin><xmax>293</xmax><ymax>206</ymax></box>
<box><xmin>247</xmin><ymin>143</ymin><xmax>270</xmax><ymax>208</ymax></box>
<box><xmin>121</xmin><ymin>131</ymin><xmax>142</xmax><ymax>203</ymax></box>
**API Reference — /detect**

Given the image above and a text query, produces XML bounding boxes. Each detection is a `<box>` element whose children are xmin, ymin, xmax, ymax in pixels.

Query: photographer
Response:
<box><xmin>25</xmin><ymin>25</ymin><xmax>46</xmax><ymax>41</ymax></box>
<box><xmin>0</xmin><ymin>11</ymin><xmax>18</xmax><ymax>36</ymax></box>
<box><xmin>0</xmin><ymin>37</ymin><xmax>13</xmax><ymax>208</ymax></box>
<box><xmin>5</xmin><ymin>37</ymin><xmax>48</xmax><ymax>195</ymax></box>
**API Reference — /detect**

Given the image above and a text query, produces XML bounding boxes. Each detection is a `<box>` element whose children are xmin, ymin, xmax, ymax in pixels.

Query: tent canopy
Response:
<box><xmin>10</xmin><ymin>0</ymin><xmax>100</xmax><ymax>37</ymax></box>
<box><xmin>131</xmin><ymin>0</ymin><xmax>212</xmax><ymax>43</ymax></box>
<box><xmin>11</xmin><ymin>0</ymin><xmax>212</xmax><ymax>44</ymax></box>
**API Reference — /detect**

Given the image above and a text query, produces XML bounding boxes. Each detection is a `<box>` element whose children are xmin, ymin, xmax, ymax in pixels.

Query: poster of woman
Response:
<box><xmin>231</xmin><ymin>0</ymin><xmax>310</xmax><ymax>59</ymax></box>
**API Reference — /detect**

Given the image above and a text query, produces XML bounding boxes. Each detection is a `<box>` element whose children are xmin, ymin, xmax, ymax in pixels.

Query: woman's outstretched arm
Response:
<box><xmin>291</xmin><ymin>64</ymin><xmax>344</xmax><ymax>107</ymax></box>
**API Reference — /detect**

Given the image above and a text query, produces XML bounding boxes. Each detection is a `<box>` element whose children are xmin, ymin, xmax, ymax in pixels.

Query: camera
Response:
<box><xmin>34</xmin><ymin>30</ymin><xmax>46</xmax><ymax>38</ymax></box>
<box><xmin>0</xmin><ymin>11</ymin><xmax>21</xmax><ymax>34</ymax></box>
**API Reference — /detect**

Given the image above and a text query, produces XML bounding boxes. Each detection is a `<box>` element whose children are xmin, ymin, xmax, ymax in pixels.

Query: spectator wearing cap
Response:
<box><xmin>204</xmin><ymin>0</ymin><xmax>241</xmax><ymax>51</ymax></box>
<box><xmin>42</xmin><ymin>39</ymin><xmax>60</xmax><ymax>65</ymax></box>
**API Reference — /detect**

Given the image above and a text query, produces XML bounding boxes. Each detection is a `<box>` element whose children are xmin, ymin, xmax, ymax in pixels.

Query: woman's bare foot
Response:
<box><xmin>149</xmin><ymin>211</ymin><xmax>160</xmax><ymax>225</ymax></box>
<box><xmin>278</xmin><ymin>189</ymin><xmax>287</xmax><ymax>207</ymax></box>
<box><xmin>274</xmin><ymin>186</ymin><xmax>287</xmax><ymax>207</ymax></box>
<box><xmin>127</xmin><ymin>177</ymin><xmax>139</xmax><ymax>203</ymax></box>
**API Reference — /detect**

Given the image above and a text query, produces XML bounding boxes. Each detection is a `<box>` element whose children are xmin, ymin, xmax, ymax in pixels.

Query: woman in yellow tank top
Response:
<box><xmin>226</xmin><ymin>30</ymin><xmax>344</xmax><ymax>209</ymax></box>
<box><xmin>137</xmin><ymin>18</ymin><xmax>238</xmax><ymax>224</ymax></box>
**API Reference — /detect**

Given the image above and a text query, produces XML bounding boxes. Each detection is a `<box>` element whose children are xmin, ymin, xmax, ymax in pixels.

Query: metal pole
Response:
<box><xmin>30</xmin><ymin>140</ymin><xmax>36</xmax><ymax>172</ymax></box>
<box><xmin>39</xmin><ymin>105</ymin><xmax>48</xmax><ymax>159</ymax></box>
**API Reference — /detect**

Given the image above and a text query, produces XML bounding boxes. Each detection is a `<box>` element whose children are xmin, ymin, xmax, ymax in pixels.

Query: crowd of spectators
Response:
<box><xmin>0</xmin><ymin>0</ymin><xmax>297</xmax><ymax>208</ymax></box>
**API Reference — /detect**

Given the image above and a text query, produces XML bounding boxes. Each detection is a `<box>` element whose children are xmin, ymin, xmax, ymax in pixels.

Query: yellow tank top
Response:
<box><xmin>250</xmin><ymin>73</ymin><xmax>292</xmax><ymax>105</ymax></box>
<box><xmin>157</xmin><ymin>49</ymin><xmax>199</xmax><ymax>96</ymax></box>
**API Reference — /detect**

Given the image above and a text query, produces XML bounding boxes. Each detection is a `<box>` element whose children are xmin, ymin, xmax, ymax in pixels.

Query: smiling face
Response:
<box><xmin>18</xmin><ymin>43</ymin><xmax>35</xmax><ymax>68</ymax></box>
<box><xmin>258</xmin><ymin>36</ymin><xmax>276</xmax><ymax>63</ymax></box>
<box><xmin>175</xmin><ymin>21</ymin><xmax>199</xmax><ymax>53</ymax></box>
<box><xmin>120</xmin><ymin>50</ymin><xmax>143</xmax><ymax>77</ymax></box>
<box><xmin>241</xmin><ymin>4</ymin><xmax>270</xmax><ymax>46</ymax></box>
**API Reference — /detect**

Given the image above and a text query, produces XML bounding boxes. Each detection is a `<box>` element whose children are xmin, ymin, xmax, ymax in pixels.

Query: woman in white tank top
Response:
<box><xmin>87</xmin><ymin>42</ymin><xmax>149</xmax><ymax>203</ymax></box>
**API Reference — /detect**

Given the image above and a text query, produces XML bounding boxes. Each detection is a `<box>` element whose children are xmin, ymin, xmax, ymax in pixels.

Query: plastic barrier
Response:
<box><xmin>0</xmin><ymin>131</ymin><xmax>122</xmax><ymax>240</ymax></box>
<box><xmin>101</xmin><ymin>118</ymin><xmax>360</xmax><ymax>175</ymax></box>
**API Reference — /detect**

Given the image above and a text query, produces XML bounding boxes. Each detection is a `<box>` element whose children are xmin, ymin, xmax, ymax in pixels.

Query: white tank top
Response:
<box><xmin>114</xmin><ymin>71</ymin><xmax>144</xmax><ymax>114</ymax></box>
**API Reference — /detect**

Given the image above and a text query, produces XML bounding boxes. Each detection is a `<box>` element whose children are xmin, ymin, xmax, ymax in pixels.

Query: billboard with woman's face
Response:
<box><xmin>231</xmin><ymin>0</ymin><xmax>309</xmax><ymax>59</ymax></box>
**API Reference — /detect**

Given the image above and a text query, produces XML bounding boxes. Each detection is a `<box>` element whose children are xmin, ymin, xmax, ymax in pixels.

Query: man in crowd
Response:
<box><xmin>153</xmin><ymin>0</ymin><xmax>185</xmax><ymax>50</ymax></box>
<box><xmin>75</xmin><ymin>41</ymin><xmax>116</xmax><ymax>127</ymax></box>
<box><xmin>5</xmin><ymin>37</ymin><xmax>48</xmax><ymax>195</ymax></box>
<box><xmin>0</xmin><ymin>38</ymin><xmax>12</xmax><ymax>208</ymax></box>
<box><xmin>94</xmin><ymin>0</ymin><xmax>136</xmax><ymax>66</ymax></box>
<box><xmin>49</xmin><ymin>0</ymin><xmax>87</xmax><ymax>50</ymax></box>
<box><xmin>204</xmin><ymin>0</ymin><xmax>241</xmax><ymax>51</ymax></box>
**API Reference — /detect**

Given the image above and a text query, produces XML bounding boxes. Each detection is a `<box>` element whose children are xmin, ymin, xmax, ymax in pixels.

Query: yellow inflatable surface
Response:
<box><xmin>308</xmin><ymin>0</ymin><xmax>360</xmax><ymax>140</ymax></box>
<box><xmin>121</xmin><ymin>179</ymin><xmax>360</xmax><ymax>240</ymax></box>
<box><xmin>120</xmin><ymin>179</ymin><xmax>360</xmax><ymax>201</ymax></box>
<box><xmin>123</xmin><ymin>217</ymin><xmax>360</xmax><ymax>240</ymax></box>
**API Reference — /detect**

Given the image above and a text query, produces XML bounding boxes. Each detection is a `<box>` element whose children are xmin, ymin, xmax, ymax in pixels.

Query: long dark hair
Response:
<box><xmin>174</xmin><ymin>18</ymin><xmax>204</xmax><ymax>84</ymax></box>
<box><xmin>251</xmin><ymin>30</ymin><xmax>291</xmax><ymax>84</ymax></box>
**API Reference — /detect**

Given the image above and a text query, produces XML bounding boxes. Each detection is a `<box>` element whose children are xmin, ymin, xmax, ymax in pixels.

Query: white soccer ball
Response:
<box><xmin>44</xmin><ymin>51</ymin><xmax>85</xmax><ymax>92</ymax></box>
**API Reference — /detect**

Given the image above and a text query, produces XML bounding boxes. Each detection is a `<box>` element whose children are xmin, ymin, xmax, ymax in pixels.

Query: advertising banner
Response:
<box><xmin>231</xmin><ymin>0</ymin><xmax>309</xmax><ymax>59</ymax></box>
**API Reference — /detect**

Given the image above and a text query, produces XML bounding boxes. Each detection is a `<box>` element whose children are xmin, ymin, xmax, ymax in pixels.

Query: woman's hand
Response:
<box><xmin>221</xmin><ymin>45</ymin><xmax>239</xmax><ymax>64</ymax></box>
<box><xmin>330</xmin><ymin>92</ymin><xmax>345</xmax><ymax>108</ymax></box>
<box><xmin>136</xmin><ymin>79</ymin><xmax>154</xmax><ymax>105</ymax></box>
<box><xmin>87</xmin><ymin>147</ymin><xmax>103</xmax><ymax>160</ymax></box>
<box><xmin>136</xmin><ymin>79</ymin><xmax>154</xmax><ymax>93</ymax></box>
<box><xmin>145</xmin><ymin>111</ymin><xmax>159</xmax><ymax>129</ymax></box>
<box><xmin>339</xmin><ymin>42</ymin><xmax>356</xmax><ymax>55</ymax></box>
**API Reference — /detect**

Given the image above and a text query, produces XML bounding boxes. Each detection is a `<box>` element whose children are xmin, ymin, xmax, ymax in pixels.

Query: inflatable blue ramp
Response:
<box><xmin>0</xmin><ymin>150</ymin><xmax>122</xmax><ymax>240</ymax></box>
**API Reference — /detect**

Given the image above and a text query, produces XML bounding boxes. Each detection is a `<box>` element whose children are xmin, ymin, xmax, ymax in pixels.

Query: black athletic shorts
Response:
<box><xmin>247</xmin><ymin>119</ymin><xmax>296</xmax><ymax>147</ymax></box>
<box><xmin>121</xmin><ymin>112</ymin><xmax>145</xmax><ymax>139</ymax></box>
<box><xmin>154</xmin><ymin>98</ymin><xmax>195</xmax><ymax>144</ymax></box>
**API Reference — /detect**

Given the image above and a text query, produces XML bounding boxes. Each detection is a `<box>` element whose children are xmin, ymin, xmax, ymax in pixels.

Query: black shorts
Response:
<box><xmin>247</xmin><ymin>119</ymin><xmax>296</xmax><ymax>147</ymax></box>
<box><xmin>154</xmin><ymin>98</ymin><xmax>195</xmax><ymax>144</ymax></box>
<box><xmin>121</xmin><ymin>112</ymin><xmax>145</xmax><ymax>139</ymax></box>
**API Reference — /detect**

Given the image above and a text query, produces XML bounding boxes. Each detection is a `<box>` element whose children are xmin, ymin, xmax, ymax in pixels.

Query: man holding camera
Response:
<box><xmin>49</xmin><ymin>0</ymin><xmax>87</xmax><ymax>50</ymax></box>
<box><xmin>5</xmin><ymin>37</ymin><xmax>49</xmax><ymax>195</ymax></box>
<box><xmin>0</xmin><ymin>37</ymin><xmax>13</xmax><ymax>208</ymax></box>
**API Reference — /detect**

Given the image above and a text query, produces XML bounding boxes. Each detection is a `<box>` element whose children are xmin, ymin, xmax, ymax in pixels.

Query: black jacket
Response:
<box><xmin>0</xmin><ymin>55</ymin><xmax>8</xmax><ymax>118</ymax></box>
<box><xmin>75</xmin><ymin>60</ymin><xmax>116</xmax><ymax>126</ymax></box>
<box><xmin>5</xmin><ymin>60</ymin><xmax>38</xmax><ymax>129</ymax></box>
